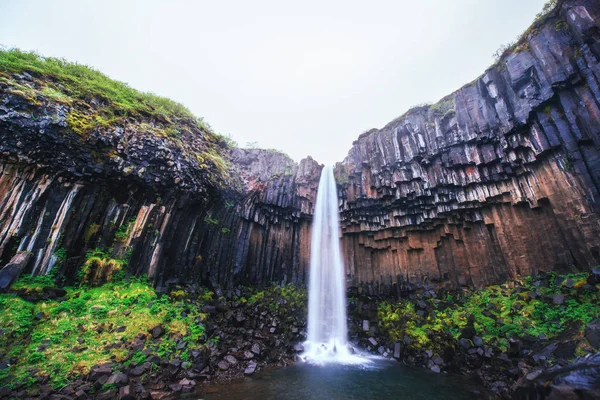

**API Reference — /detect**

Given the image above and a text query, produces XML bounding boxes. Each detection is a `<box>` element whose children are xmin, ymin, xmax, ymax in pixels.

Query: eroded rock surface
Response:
<box><xmin>0</xmin><ymin>0</ymin><xmax>599</xmax><ymax>292</ymax></box>
<box><xmin>336</xmin><ymin>0</ymin><xmax>600</xmax><ymax>289</ymax></box>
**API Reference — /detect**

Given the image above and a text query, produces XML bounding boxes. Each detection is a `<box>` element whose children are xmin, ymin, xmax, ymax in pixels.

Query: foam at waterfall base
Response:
<box><xmin>301</xmin><ymin>340</ymin><xmax>371</xmax><ymax>365</ymax></box>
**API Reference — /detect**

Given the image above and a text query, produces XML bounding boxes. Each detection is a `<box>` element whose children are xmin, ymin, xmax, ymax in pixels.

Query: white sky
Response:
<box><xmin>1</xmin><ymin>0</ymin><xmax>547</xmax><ymax>165</ymax></box>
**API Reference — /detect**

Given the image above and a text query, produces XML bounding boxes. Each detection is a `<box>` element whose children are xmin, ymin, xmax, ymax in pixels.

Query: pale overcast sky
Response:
<box><xmin>1</xmin><ymin>0</ymin><xmax>547</xmax><ymax>165</ymax></box>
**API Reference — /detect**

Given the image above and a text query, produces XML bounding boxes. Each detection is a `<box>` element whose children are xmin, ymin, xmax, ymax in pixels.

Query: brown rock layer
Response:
<box><xmin>337</xmin><ymin>0</ymin><xmax>600</xmax><ymax>289</ymax></box>
<box><xmin>1</xmin><ymin>0</ymin><xmax>600</xmax><ymax>290</ymax></box>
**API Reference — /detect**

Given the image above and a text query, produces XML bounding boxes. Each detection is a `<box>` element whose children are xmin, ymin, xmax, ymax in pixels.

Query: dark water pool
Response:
<box><xmin>184</xmin><ymin>359</ymin><xmax>488</xmax><ymax>400</ymax></box>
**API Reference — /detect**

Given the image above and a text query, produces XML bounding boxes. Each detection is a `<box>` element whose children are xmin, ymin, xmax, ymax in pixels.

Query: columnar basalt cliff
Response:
<box><xmin>336</xmin><ymin>0</ymin><xmax>600</xmax><ymax>290</ymax></box>
<box><xmin>1</xmin><ymin>0</ymin><xmax>600</xmax><ymax>292</ymax></box>
<box><xmin>0</xmin><ymin>70</ymin><xmax>321</xmax><ymax>289</ymax></box>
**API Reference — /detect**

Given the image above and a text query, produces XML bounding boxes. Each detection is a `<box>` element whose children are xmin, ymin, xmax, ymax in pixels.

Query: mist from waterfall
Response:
<box><xmin>303</xmin><ymin>165</ymin><xmax>365</xmax><ymax>364</ymax></box>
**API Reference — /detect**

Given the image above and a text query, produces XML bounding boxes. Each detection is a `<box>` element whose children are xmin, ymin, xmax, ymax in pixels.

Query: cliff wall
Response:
<box><xmin>336</xmin><ymin>0</ymin><xmax>600</xmax><ymax>289</ymax></box>
<box><xmin>0</xmin><ymin>65</ymin><xmax>321</xmax><ymax>289</ymax></box>
<box><xmin>1</xmin><ymin>0</ymin><xmax>600</xmax><ymax>291</ymax></box>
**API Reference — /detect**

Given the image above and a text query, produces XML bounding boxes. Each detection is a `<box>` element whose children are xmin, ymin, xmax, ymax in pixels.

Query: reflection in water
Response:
<box><xmin>184</xmin><ymin>359</ymin><xmax>487</xmax><ymax>400</ymax></box>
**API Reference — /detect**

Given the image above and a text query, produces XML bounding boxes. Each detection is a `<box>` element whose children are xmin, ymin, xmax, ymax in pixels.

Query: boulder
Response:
<box><xmin>224</xmin><ymin>355</ymin><xmax>237</xmax><ymax>365</ymax></box>
<box><xmin>217</xmin><ymin>361</ymin><xmax>229</xmax><ymax>371</ymax></box>
<box><xmin>118</xmin><ymin>385</ymin><xmax>134</xmax><ymax>400</ymax></box>
<box><xmin>394</xmin><ymin>342</ymin><xmax>401</xmax><ymax>359</ymax></box>
<box><xmin>151</xmin><ymin>326</ymin><xmax>164</xmax><ymax>339</ymax></box>
<box><xmin>586</xmin><ymin>319</ymin><xmax>600</xmax><ymax>349</ymax></box>
<box><xmin>0</xmin><ymin>252</ymin><xmax>31</xmax><ymax>290</ymax></box>
<box><xmin>244</xmin><ymin>362</ymin><xmax>257</xmax><ymax>375</ymax></box>
<box><xmin>362</xmin><ymin>320</ymin><xmax>370</xmax><ymax>331</ymax></box>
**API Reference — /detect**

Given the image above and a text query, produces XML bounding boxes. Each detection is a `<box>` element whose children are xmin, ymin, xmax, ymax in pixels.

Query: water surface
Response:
<box><xmin>191</xmin><ymin>360</ymin><xmax>487</xmax><ymax>400</ymax></box>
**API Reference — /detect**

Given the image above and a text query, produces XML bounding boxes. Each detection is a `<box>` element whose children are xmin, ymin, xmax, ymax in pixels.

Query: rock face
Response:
<box><xmin>0</xmin><ymin>150</ymin><xmax>320</xmax><ymax>287</ymax></box>
<box><xmin>0</xmin><ymin>70</ymin><xmax>321</xmax><ymax>288</ymax></box>
<box><xmin>336</xmin><ymin>0</ymin><xmax>600</xmax><ymax>289</ymax></box>
<box><xmin>0</xmin><ymin>0</ymin><xmax>599</xmax><ymax>289</ymax></box>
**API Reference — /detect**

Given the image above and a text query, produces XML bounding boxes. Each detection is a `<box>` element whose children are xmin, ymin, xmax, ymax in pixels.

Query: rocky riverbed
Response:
<box><xmin>2</xmin><ymin>268</ymin><xmax>600</xmax><ymax>399</ymax></box>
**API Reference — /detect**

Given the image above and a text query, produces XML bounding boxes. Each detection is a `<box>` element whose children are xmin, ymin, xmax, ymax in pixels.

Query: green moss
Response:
<box><xmin>0</xmin><ymin>276</ymin><xmax>214</xmax><ymax>390</ymax></box>
<box><xmin>0</xmin><ymin>48</ymin><xmax>194</xmax><ymax>123</ymax></box>
<box><xmin>377</xmin><ymin>270</ymin><xmax>600</xmax><ymax>354</ymax></box>
<box><xmin>114</xmin><ymin>217</ymin><xmax>137</xmax><ymax>242</ymax></box>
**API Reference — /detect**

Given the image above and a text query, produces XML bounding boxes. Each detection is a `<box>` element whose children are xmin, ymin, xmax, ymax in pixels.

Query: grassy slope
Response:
<box><xmin>375</xmin><ymin>271</ymin><xmax>600</xmax><ymax>355</ymax></box>
<box><xmin>0</xmin><ymin>275</ymin><xmax>210</xmax><ymax>391</ymax></box>
<box><xmin>0</xmin><ymin>273</ymin><xmax>306</xmax><ymax>394</ymax></box>
<box><xmin>0</xmin><ymin>48</ymin><xmax>199</xmax><ymax>127</ymax></box>
<box><xmin>0</xmin><ymin>48</ymin><xmax>231</xmax><ymax>185</ymax></box>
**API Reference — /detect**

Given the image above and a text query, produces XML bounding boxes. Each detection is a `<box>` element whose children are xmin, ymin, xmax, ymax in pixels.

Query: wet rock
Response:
<box><xmin>251</xmin><ymin>343</ymin><xmax>261</xmax><ymax>355</ymax></box>
<box><xmin>224</xmin><ymin>355</ymin><xmax>237</xmax><ymax>365</ymax></box>
<box><xmin>0</xmin><ymin>252</ymin><xmax>31</xmax><ymax>290</ymax></box>
<box><xmin>368</xmin><ymin>337</ymin><xmax>378</xmax><ymax>347</ymax></box>
<box><xmin>217</xmin><ymin>361</ymin><xmax>229</xmax><ymax>371</ymax></box>
<box><xmin>106</xmin><ymin>373</ymin><xmax>128</xmax><ymax>386</ymax></box>
<box><xmin>150</xmin><ymin>391</ymin><xmax>168</xmax><ymax>400</ymax></box>
<box><xmin>554</xmin><ymin>341</ymin><xmax>577</xmax><ymax>359</ymax></box>
<box><xmin>430</xmin><ymin>365</ymin><xmax>441</xmax><ymax>373</ymax></box>
<box><xmin>88</xmin><ymin>365</ymin><xmax>113</xmax><ymax>381</ymax></box>
<box><xmin>362</xmin><ymin>320</ymin><xmax>370</xmax><ymax>331</ymax></box>
<box><xmin>96</xmin><ymin>389</ymin><xmax>118</xmax><ymax>400</ymax></box>
<box><xmin>169</xmin><ymin>384</ymin><xmax>182</xmax><ymax>392</ymax></box>
<box><xmin>533</xmin><ymin>343</ymin><xmax>558</xmax><ymax>362</ymax></box>
<box><xmin>151</xmin><ymin>326</ymin><xmax>164</xmax><ymax>339</ymax></box>
<box><xmin>586</xmin><ymin>319</ymin><xmax>600</xmax><ymax>349</ymax></box>
<box><xmin>118</xmin><ymin>385</ymin><xmax>134</xmax><ymax>400</ymax></box>
<box><xmin>526</xmin><ymin>368</ymin><xmax>543</xmax><ymax>381</ymax></box>
<box><xmin>293</xmin><ymin>343</ymin><xmax>304</xmax><ymax>353</ymax></box>
<box><xmin>244</xmin><ymin>362</ymin><xmax>257</xmax><ymax>375</ymax></box>
<box><xmin>394</xmin><ymin>343</ymin><xmax>401</xmax><ymax>359</ymax></box>
<box><xmin>588</xmin><ymin>268</ymin><xmax>600</xmax><ymax>285</ymax></box>
<box><xmin>552</xmin><ymin>294</ymin><xmax>565</xmax><ymax>305</ymax></box>
<box><xmin>459</xmin><ymin>338</ymin><xmax>472</xmax><ymax>350</ymax></box>
<box><xmin>473</xmin><ymin>336</ymin><xmax>483</xmax><ymax>347</ymax></box>
<box><xmin>129</xmin><ymin>365</ymin><xmax>146</xmax><ymax>377</ymax></box>
<box><xmin>507</xmin><ymin>339</ymin><xmax>522</xmax><ymax>357</ymax></box>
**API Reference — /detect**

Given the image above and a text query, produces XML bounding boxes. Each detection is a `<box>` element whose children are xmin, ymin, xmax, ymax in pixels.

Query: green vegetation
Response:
<box><xmin>493</xmin><ymin>0</ymin><xmax>560</xmax><ymax>60</ymax></box>
<box><xmin>0</xmin><ymin>48</ymin><xmax>196</xmax><ymax>124</ymax></box>
<box><xmin>0</xmin><ymin>258</ymin><xmax>307</xmax><ymax>395</ymax></box>
<box><xmin>376</xmin><ymin>271</ymin><xmax>600</xmax><ymax>355</ymax></box>
<box><xmin>0</xmin><ymin>48</ymin><xmax>233</xmax><ymax>185</ymax></box>
<box><xmin>204</xmin><ymin>217</ymin><xmax>219</xmax><ymax>225</ymax></box>
<box><xmin>428</xmin><ymin>96</ymin><xmax>454</xmax><ymax>118</ymax></box>
<box><xmin>114</xmin><ymin>217</ymin><xmax>137</xmax><ymax>242</ymax></box>
<box><xmin>0</xmin><ymin>274</ymin><xmax>212</xmax><ymax>391</ymax></box>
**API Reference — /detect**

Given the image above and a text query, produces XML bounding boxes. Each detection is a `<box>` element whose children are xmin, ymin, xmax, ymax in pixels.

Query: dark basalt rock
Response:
<box><xmin>0</xmin><ymin>252</ymin><xmax>30</xmax><ymax>290</ymax></box>
<box><xmin>335</xmin><ymin>0</ymin><xmax>600</xmax><ymax>290</ymax></box>
<box><xmin>587</xmin><ymin>319</ymin><xmax>600</xmax><ymax>350</ymax></box>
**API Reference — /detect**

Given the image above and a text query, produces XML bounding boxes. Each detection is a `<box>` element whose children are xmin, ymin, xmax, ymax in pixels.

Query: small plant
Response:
<box><xmin>79</xmin><ymin>249</ymin><xmax>124</xmax><ymax>286</ymax></box>
<box><xmin>53</xmin><ymin>247</ymin><xmax>67</xmax><ymax>263</ymax></box>
<box><xmin>114</xmin><ymin>217</ymin><xmax>137</xmax><ymax>242</ymax></box>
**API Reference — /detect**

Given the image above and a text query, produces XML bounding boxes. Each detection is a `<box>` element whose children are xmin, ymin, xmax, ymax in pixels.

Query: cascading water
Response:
<box><xmin>303</xmin><ymin>165</ymin><xmax>365</xmax><ymax>364</ymax></box>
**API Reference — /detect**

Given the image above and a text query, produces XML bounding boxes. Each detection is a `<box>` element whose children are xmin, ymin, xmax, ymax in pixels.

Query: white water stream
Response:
<box><xmin>303</xmin><ymin>165</ymin><xmax>365</xmax><ymax>364</ymax></box>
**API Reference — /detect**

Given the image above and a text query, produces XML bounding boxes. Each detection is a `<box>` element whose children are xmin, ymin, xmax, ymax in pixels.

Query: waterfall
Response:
<box><xmin>303</xmin><ymin>165</ymin><xmax>364</xmax><ymax>364</ymax></box>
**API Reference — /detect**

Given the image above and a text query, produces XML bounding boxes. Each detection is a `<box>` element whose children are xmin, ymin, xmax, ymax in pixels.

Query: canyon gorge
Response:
<box><xmin>1</xmin><ymin>0</ymin><xmax>599</xmax><ymax>294</ymax></box>
<box><xmin>1</xmin><ymin>0</ymin><xmax>600</xmax><ymax>398</ymax></box>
